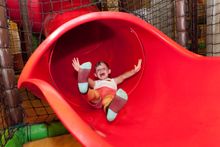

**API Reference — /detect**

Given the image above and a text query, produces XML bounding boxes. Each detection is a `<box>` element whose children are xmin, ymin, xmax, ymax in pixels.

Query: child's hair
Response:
<box><xmin>95</xmin><ymin>61</ymin><xmax>109</xmax><ymax>69</ymax></box>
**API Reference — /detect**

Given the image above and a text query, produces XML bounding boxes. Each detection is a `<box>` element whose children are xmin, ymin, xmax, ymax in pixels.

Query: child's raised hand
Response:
<box><xmin>72</xmin><ymin>57</ymin><xmax>80</xmax><ymax>72</ymax></box>
<box><xmin>134</xmin><ymin>59</ymin><xmax>142</xmax><ymax>73</ymax></box>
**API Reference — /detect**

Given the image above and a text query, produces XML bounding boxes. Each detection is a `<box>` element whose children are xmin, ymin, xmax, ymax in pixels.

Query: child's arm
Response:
<box><xmin>72</xmin><ymin>58</ymin><xmax>95</xmax><ymax>88</ymax></box>
<box><xmin>114</xmin><ymin>59</ymin><xmax>142</xmax><ymax>84</ymax></box>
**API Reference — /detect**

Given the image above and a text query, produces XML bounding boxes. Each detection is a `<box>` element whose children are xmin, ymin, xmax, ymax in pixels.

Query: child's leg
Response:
<box><xmin>106</xmin><ymin>89</ymin><xmax>128</xmax><ymax>122</ymax></box>
<box><xmin>102</xmin><ymin>95</ymin><xmax>114</xmax><ymax>112</ymax></box>
<box><xmin>87</xmin><ymin>89</ymin><xmax>102</xmax><ymax>109</ymax></box>
<box><xmin>78</xmin><ymin>62</ymin><xmax>91</xmax><ymax>94</ymax></box>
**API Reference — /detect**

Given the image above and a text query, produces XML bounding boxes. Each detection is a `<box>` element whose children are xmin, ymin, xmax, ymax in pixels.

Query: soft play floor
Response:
<box><xmin>23</xmin><ymin>134</ymin><xmax>82</xmax><ymax>147</ymax></box>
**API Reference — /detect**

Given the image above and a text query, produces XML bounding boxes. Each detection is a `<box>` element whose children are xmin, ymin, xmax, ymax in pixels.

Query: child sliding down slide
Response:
<box><xmin>72</xmin><ymin>58</ymin><xmax>142</xmax><ymax>121</ymax></box>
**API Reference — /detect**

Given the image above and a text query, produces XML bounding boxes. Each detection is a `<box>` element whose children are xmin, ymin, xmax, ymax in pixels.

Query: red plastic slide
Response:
<box><xmin>18</xmin><ymin>12</ymin><xmax>220</xmax><ymax>147</ymax></box>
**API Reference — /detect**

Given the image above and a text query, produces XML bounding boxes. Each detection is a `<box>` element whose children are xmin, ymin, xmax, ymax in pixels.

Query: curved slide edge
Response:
<box><xmin>20</xmin><ymin>79</ymin><xmax>112</xmax><ymax>147</ymax></box>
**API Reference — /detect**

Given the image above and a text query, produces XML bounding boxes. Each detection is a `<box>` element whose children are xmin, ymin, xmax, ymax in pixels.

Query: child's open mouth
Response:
<box><xmin>100</xmin><ymin>73</ymin><xmax>105</xmax><ymax>77</ymax></box>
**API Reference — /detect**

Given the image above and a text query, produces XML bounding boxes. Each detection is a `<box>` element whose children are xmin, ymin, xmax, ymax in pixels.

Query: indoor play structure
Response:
<box><xmin>18</xmin><ymin>5</ymin><xmax>220</xmax><ymax>147</ymax></box>
<box><xmin>4</xmin><ymin>122</ymin><xmax>69</xmax><ymax>146</ymax></box>
<box><xmin>2</xmin><ymin>0</ymin><xmax>220</xmax><ymax>146</ymax></box>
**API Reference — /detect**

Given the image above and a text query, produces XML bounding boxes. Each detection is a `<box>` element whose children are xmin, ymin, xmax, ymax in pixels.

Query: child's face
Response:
<box><xmin>95</xmin><ymin>63</ymin><xmax>111</xmax><ymax>80</ymax></box>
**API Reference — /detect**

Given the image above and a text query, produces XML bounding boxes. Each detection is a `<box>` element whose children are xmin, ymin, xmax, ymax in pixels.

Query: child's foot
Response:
<box><xmin>78</xmin><ymin>62</ymin><xmax>91</xmax><ymax>94</ymax></box>
<box><xmin>107</xmin><ymin>89</ymin><xmax>128</xmax><ymax>122</ymax></box>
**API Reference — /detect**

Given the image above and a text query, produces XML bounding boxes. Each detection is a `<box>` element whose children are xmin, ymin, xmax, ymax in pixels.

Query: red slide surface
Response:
<box><xmin>18</xmin><ymin>12</ymin><xmax>220</xmax><ymax>147</ymax></box>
